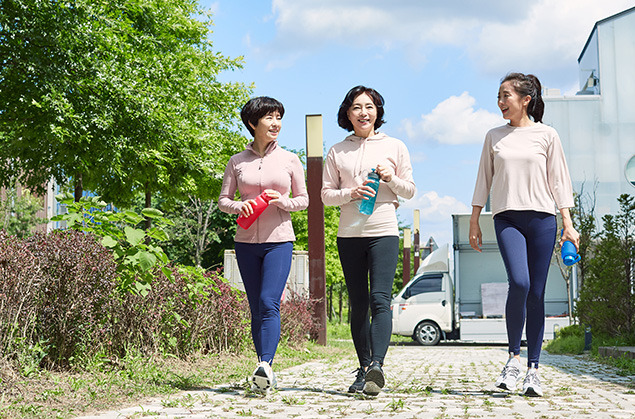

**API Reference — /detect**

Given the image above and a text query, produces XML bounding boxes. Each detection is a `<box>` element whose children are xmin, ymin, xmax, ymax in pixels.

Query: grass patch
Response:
<box><xmin>545</xmin><ymin>324</ymin><xmax>635</xmax><ymax>377</ymax></box>
<box><xmin>0</xmin><ymin>338</ymin><xmax>353</xmax><ymax>419</ymax></box>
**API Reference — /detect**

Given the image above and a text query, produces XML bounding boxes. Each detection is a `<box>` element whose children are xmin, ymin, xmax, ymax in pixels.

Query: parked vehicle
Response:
<box><xmin>391</xmin><ymin>212</ymin><xmax>572</xmax><ymax>346</ymax></box>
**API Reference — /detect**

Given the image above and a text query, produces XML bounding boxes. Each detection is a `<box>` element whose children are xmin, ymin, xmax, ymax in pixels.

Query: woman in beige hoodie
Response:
<box><xmin>322</xmin><ymin>85</ymin><xmax>415</xmax><ymax>395</ymax></box>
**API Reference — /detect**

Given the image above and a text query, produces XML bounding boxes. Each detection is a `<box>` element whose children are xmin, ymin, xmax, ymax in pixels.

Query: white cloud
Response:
<box><xmin>259</xmin><ymin>0</ymin><xmax>634</xmax><ymax>79</ymax></box>
<box><xmin>401</xmin><ymin>190</ymin><xmax>470</xmax><ymax>222</ymax></box>
<box><xmin>398</xmin><ymin>190</ymin><xmax>471</xmax><ymax>246</ymax></box>
<box><xmin>402</xmin><ymin>92</ymin><xmax>503</xmax><ymax>144</ymax></box>
<box><xmin>470</xmin><ymin>0</ymin><xmax>635</xmax><ymax>77</ymax></box>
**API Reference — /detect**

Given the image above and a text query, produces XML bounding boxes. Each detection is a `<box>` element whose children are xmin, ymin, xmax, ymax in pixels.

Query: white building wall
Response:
<box><xmin>543</xmin><ymin>8</ymin><xmax>635</xmax><ymax>221</ymax></box>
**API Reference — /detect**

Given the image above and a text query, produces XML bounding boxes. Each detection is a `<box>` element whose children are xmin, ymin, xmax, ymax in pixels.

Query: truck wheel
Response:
<box><xmin>414</xmin><ymin>321</ymin><xmax>441</xmax><ymax>346</ymax></box>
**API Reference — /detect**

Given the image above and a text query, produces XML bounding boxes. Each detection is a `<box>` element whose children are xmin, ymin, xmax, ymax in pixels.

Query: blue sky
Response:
<box><xmin>202</xmin><ymin>0</ymin><xmax>633</xmax><ymax>246</ymax></box>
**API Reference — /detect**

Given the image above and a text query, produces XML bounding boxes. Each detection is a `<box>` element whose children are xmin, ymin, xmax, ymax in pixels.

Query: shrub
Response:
<box><xmin>25</xmin><ymin>230</ymin><xmax>119</xmax><ymax>367</ymax></box>
<box><xmin>111</xmin><ymin>267</ymin><xmax>251</xmax><ymax>357</ymax></box>
<box><xmin>575</xmin><ymin>194</ymin><xmax>634</xmax><ymax>336</ymax></box>
<box><xmin>280</xmin><ymin>292</ymin><xmax>319</xmax><ymax>345</ymax></box>
<box><xmin>0</xmin><ymin>231</ymin><xmax>40</xmax><ymax>358</ymax></box>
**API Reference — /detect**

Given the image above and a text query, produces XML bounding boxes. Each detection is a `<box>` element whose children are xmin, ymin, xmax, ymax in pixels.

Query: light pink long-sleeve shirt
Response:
<box><xmin>471</xmin><ymin>123</ymin><xmax>574</xmax><ymax>216</ymax></box>
<box><xmin>321</xmin><ymin>132</ymin><xmax>416</xmax><ymax>237</ymax></box>
<box><xmin>218</xmin><ymin>140</ymin><xmax>308</xmax><ymax>243</ymax></box>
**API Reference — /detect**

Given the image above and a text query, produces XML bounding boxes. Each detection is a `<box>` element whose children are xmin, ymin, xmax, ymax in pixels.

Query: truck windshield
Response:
<box><xmin>405</xmin><ymin>274</ymin><xmax>443</xmax><ymax>298</ymax></box>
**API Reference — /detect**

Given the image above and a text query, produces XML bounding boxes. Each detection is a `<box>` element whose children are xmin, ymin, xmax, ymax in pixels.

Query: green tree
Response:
<box><xmin>291</xmin><ymin>204</ymin><xmax>346</xmax><ymax>321</ymax></box>
<box><xmin>576</xmin><ymin>194</ymin><xmax>634</xmax><ymax>336</ymax></box>
<box><xmin>0</xmin><ymin>180</ymin><xmax>45</xmax><ymax>237</ymax></box>
<box><xmin>162</xmin><ymin>196</ymin><xmax>237</xmax><ymax>269</ymax></box>
<box><xmin>0</xmin><ymin>0</ymin><xmax>250</xmax><ymax>208</ymax></box>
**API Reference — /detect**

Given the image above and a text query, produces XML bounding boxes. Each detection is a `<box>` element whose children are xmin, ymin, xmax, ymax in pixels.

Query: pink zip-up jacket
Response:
<box><xmin>321</xmin><ymin>132</ymin><xmax>415</xmax><ymax>237</ymax></box>
<box><xmin>219</xmin><ymin>140</ymin><xmax>308</xmax><ymax>243</ymax></box>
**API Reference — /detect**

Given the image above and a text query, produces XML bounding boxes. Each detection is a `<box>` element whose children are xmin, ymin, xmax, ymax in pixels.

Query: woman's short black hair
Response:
<box><xmin>337</xmin><ymin>85</ymin><xmax>386</xmax><ymax>132</ymax></box>
<box><xmin>241</xmin><ymin>96</ymin><xmax>285</xmax><ymax>137</ymax></box>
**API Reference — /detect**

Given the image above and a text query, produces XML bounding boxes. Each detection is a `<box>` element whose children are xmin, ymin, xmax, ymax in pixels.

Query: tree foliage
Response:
<box><xmin>0</xmin><ymin>0</ymin><xmax>251</xmax><ymax>206</ymax></box>
<box><xmin>575</xmin><ymin>194</ymin><xmax>634</xmax><ymax>336</ymax></box>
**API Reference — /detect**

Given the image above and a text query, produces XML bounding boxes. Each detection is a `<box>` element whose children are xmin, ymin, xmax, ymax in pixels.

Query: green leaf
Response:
<box><xmin>138</xmin><ymin>251</ymin><xmax>157</xmax><ymax>271</ymax></box>
<box><xmin>101</xmin><ymin>236</ymin><xmax>118</xmax><ymax>248</ymax></box>
<box><xmin>141</xmin><ymin>207</ymin><xmax>164</xmax><ymax>218</ymax></box>
<box><xmin>124</xmin><ymin>226</ymin><xmax>145</xmax><ymax>246</ymax></box>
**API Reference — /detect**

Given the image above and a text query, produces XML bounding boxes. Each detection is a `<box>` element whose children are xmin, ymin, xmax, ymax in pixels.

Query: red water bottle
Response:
<box><xmin>237</xmin><ymin>192</ymin><xmax>272</xmax><ymax>229</ymax></box>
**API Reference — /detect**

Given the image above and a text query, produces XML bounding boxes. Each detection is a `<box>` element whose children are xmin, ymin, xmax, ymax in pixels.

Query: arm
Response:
<box><xmin>218</xmin><ymin>158</ymin><xmax>245</xmax><ymax>215</ymax></box>
<box><xmin>376</xmin><ymin>142</ymin><xmax>415</xmax><ymax>199</ymax></box>
<box><xmin>469</xmin><ymin>205</ymin><xmax>484</xmax><ymax>252</ymax></box>
<box><xmin>321</xmin><ymin>148</ymin><xmax>353</xmax><ymax>206</ymax></box>
<box><xmin>559</xmin><ymin>207</ymin><xmax>580</xmax><ymax>250</ymax></box>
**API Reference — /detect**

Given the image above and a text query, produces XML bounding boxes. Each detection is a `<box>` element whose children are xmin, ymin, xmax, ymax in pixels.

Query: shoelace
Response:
<box><xmin>352</xmin><ymin>368</ymin><xmax>365</xmax><ymax>379</ymax></box>
<box><xmin>524</xmin><ymin>370</ymin><xmax>540</xmax><ymax>385</ymax></box>
<box><xmin>501</xmin><ymin>364</ymin><xmax>520</xmax><ymax>379</ymax></box>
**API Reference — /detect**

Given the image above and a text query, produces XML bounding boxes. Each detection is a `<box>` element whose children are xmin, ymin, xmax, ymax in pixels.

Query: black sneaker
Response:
<box><xmin>348</xmin><ymin>367</ymin><xmax>366</xmax><ymax>393</ymax></box>
<box><xmin>363</xmin><ymin>362</ymin><xmax>385</xmax><ymax>396</ymax></box>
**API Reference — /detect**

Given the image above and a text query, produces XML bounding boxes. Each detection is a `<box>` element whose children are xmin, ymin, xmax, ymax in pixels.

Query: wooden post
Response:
<box><xmin>403</xmin><ymin>228</ymin><xmax>411</xmax><ymax>286</ymax></box>
<box><xmin>306</xmin><ymin>114</ymin><xmax>327</xmax><ymax>345</ymax></box>
<box><xmin>413</xmin><ymin>209</ymin><xmax>420</xmax><ymax>274</ymax></box>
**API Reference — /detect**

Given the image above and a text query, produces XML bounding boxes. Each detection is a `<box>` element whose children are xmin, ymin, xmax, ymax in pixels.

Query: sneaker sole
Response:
<box><xmin>363</xmin><ymin>368</ymin><xmax>385</xmax><ymax>396</ymax></box>
<box><xmin>523</xmin><ymin>387</ymin><xmax>542</xmax><ymax>397</ymax></box>
<box><xmin>495</xmin><ymin>382</ymin><xmax>517</xmax><ymax>392</ymax></box>
<box><xmin>252</xmin><ymin>367</ymin><xmax>273</xmax><ymax>391</ymax></box>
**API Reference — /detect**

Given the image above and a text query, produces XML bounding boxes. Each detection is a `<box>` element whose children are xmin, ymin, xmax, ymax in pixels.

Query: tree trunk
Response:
<box><xmin>74</xmin><ymin>173</ymin><xmax>83</xmax><ymax>202</ymax></box>
<box><xmin>144</xmin><ymin>184</ymin><xmax>152</xmax><ymax>230</ymax></box>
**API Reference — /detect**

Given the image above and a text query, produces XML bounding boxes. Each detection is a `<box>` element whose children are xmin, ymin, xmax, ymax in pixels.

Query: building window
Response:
<box><xmin>626</xmin><ymin>155</ymin><xmax>635</xmax><ymax>188</ymax></box>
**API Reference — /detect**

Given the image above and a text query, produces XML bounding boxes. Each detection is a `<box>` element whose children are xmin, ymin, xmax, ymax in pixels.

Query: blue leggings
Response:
<box><xmin>337</xmin><ymin>236</ymin><xmax>399</xmax><ymax>367</ymax></box>
<box><xmin>234</xmin><ymin>241</ymin><xmax>293</xmax><ymax>365</ymax></box>
<box><xmin>494</xmin><ymin>211</ymin><xmax>556</xmax><ymax>368</ymax></box>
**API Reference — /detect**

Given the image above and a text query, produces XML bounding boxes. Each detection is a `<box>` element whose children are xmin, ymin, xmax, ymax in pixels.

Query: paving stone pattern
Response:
<box><xmin>79</xmin><ymin>345</ymin><xmax>635</xmax><ymax>418</ymax></box>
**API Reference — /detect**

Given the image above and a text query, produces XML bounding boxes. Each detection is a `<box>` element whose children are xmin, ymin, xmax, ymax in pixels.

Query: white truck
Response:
<box><xmin>391</xmin><ymin>212</ymin><xmax>571</xmax><ymax>345</ymax></box>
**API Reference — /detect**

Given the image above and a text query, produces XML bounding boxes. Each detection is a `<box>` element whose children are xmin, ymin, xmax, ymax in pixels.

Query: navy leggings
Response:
<box><xmin>494</xmin><ymin>210</ymin><xmax>556</xmax><ymax>368</ymax></box>
<box><xmin>337</xmin><ymin>236</ymin><xmax>399</xmax><ymax>367</ymax></box>
<box><xmin>234</xmin><ymin>241</ymin><xmax>293</xmax><ymax>365</ymax></box>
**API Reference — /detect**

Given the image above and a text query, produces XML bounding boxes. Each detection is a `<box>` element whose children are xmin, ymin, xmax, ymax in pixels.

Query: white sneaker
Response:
<box><xmin>251</xmin><ymin>361</ymin><xmax>276</xmax><ymax>392</ymax></box>
<box><xmin>495</xmin><ymin>355</ymin><xmax>521</xmax><ymax>391</ymax></box>
<box><xmin>522</xmin><ymin>365</ymin><xmax>543</xmax><ymax>397</ymax></box>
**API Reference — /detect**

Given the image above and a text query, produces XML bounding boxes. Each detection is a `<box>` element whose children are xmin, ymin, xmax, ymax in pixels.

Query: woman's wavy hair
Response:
<box><xmin>337</xmin><ymin>85</ymin><xmax>386</xmax><ymax>132</ymax></box>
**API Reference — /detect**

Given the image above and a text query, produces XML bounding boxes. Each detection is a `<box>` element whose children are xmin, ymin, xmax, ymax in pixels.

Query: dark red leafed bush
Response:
<box><xmin>0</xmin><ymin>231</ymin><xmax>40</xmax><ymax>356</ymax></box>
<box><xmin>1</xmin><ymin>228</ymin><xmax>316</xmax><ymax>372</ymax></box>
<box><xmin>24</xmin><ymin>230</ymin><xmax>119</xmax><ymax>367</ymax></box>
<box><xmin>280</xmin><ymin>292</ymin><xmax>319</xmax><ymax>345</ymax></box>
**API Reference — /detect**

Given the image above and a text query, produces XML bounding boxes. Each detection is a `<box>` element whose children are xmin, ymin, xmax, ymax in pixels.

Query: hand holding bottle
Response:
<box><xmin>237</xmin><ymin>189</ymin><xmax>281</xmax><ymax>229</ymax></box>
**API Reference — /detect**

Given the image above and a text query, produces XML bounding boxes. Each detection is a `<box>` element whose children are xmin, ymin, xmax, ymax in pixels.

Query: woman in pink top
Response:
<box><xmin>322</xmin><ymin>86</ymin><xmax>415</xmax><ymax>396</ymax></box>
<box><xmin>470</xmin><ymin>73</ymin><xmax>579</xmax><ymax>397</ymax></box>
<box><xmin>219</xmin><ymin>96</ymin><xmax>308</xmax><ymax>392</ymax></box>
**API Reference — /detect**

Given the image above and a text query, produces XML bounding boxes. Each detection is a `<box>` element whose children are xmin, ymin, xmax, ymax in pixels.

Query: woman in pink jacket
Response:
<box><xmin>322</xmin><ymin>86</ymin><xmax>415</xmax><ymax>396</ymax></box>
<box><xmin>219</xmin><ymin>96</ymin><xmax>308</xmax><ymax>393</ymax></box>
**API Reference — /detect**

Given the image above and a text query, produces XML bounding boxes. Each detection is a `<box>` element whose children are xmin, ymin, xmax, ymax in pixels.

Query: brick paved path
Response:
<box><xmin>79</xmin><ymin>344</ymin><xmax>635</xmax><ymax>418</ymax></box>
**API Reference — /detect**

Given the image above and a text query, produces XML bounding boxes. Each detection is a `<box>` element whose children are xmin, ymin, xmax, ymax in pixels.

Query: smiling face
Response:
<box><xmin>347</xmin><ymin>92</ymin><xmax>377</xmax><ymax>137</ymax></box>
<box><xmin>498</xmin><ymin>80</ymin><xmax>531</xmax><ymax>126</ymax></box>
<box><xmin>250</xmin><ymin>111</ymin><xmax>282</xmax><ymax>143</ymax></box>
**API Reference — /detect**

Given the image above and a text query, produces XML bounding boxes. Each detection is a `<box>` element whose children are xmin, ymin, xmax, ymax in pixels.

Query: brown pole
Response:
<box><xmin>413</xmin><ymin>209</ymin><xmax>420</xmax><ymax>274</ymax></box>
<box><xmin>403</xmin><ymin>228</ymin><xmax>411</xmax><ymax>286</ymax></box>
<box><xmin>306</xmin><ymin>115</ymin><xmax>327</xmax><ymax>345</ymax></box>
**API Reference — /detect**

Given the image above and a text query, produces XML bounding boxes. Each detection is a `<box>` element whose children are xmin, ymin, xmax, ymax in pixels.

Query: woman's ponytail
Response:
<box><xmin>502</xmin><ymin>72</ymin><xmax>544</xmax><ymax>123</ymax></box>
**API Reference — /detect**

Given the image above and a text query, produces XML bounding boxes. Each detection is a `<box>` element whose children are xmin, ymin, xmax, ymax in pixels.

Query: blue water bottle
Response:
<box><xmin>359</xmin><ymin>169</ymin><xmax>380</xmax><ymax>215</ymax></box>
<box><xmin>561</xmin><ymin>229</ymin><xmax>581</xmax><ymax>266</ymax></box>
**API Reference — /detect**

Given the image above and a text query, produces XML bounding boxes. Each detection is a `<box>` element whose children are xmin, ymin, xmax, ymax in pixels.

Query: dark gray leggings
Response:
<box><xmin>337</xmin><ymin>236</ymin><xmax>399</xmax><ymax>367</ymax></box>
